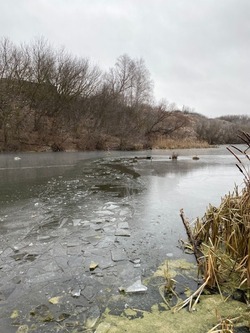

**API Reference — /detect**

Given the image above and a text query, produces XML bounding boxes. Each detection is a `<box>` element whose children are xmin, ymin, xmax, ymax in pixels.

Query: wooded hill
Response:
<box><xmin>0</xmin><ymin>37</ymin><xmax>249</xmax><ymax>152</ymax></box>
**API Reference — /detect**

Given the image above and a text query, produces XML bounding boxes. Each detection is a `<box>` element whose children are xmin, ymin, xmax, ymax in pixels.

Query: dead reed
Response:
<box><xmin>178</xmin><ymin>131</ymin><xmax>250</xmax><ymax>312</ymax></box>
<box><xmin>193</xmin><ymin>185</ymin><xmax>250</xmax><ymax>290</ymax></box>
<box><xmin>151</xmin><ymin>137</ymin><xmax>210</xmax><ymax>149</ymax></box>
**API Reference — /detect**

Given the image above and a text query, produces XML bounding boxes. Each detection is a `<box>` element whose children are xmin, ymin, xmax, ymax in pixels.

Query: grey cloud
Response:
<box><xmin>0</xmin><ymin>0</ymin><xmax>249</xmax><ymax>117</ymax></box>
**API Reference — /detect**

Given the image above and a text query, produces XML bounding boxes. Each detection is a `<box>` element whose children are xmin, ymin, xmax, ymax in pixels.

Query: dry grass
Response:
<box><xmin>177</xmin><ymin>132</ymin><xmax>250</xmax><ymax>312</ymax></box>
<box><xmin>193</xmin><ymin>185</ymin><xmax>250</xmax><ymax>291</ymax></box>
<box><xmin>207</xmin><ymin>316</ymin><xmax>238</xmax><ymax>333</ymax></box>
<box><xmin>151</xmin><ymin>136</ymin><xmax>211</xmax><ymax>149</ymax></box>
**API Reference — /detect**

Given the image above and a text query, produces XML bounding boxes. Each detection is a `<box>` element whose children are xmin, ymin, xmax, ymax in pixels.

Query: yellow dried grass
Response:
<box><xmin>178</xmin><ymin>134</ymin><xmax>250</xmax><ymax>312</ymax></box>
<box><xmin>194</xmin><ymin>186</ymin><xmax>250</xmax><ymax>291</ymax></box>
<box><xmin>151</xmin><ymin>136</ymin><xmax>210</xmax><ymax>149</ymax></box>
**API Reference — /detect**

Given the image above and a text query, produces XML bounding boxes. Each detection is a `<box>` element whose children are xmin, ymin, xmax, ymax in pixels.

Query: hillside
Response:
<box><xmin>0</xmin><ymin>38</ymin><xmax>249</xmax><ymax>152</ymax></box>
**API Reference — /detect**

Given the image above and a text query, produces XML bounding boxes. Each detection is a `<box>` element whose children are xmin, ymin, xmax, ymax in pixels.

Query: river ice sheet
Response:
<box><xmin>0</xmin><ymin>147</ymin><xmax>245</xmax><ymax>332</ymax></box>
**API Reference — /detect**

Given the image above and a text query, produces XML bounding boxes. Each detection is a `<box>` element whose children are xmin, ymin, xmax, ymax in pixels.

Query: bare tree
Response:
<box><xmin>196</xmin><ymin>118</ymin><xmax>230</xmax><ymax>144</ymax></box>
<box><xmin>105</xmin><ymin>54</ymin><xmax>153</xmax><ymax>106</ymax></box>
<box><xmin>0</xmin><ymin>38</ymin><xmax>31</xmax><ymax>147</ymax></box>
<box><xmin>143</xmin><ymin>101</ymin><xmax>190</xmax><ymax>141</ymax></box>
<box><xmin>98</xmin><ymin>54</ymin><xmax>154</xmax><ymax>147</ymax></box>
<box><xmin>0</xmin><ymin>38</ymin><xmax>200</xmax><ymax>152</ymax></box>
<box><xmin>21</xmin><ymin>39</ymin><xmax>102</xmax><ymax>134</ymax></box>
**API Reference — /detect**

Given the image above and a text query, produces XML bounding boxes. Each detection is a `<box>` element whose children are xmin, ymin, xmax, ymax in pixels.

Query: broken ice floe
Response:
<box><xmin>119</xmin><ymin>279</ymin><xmax>147</xmax><ymax>294</ymax></box>
<box><xmin>70</xmin><ymin>288</ymin><xmax>81</xmax><ymax>297</ymax></box>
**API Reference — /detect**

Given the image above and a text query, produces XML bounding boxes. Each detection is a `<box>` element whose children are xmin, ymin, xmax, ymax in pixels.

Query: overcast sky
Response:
<box><xmin>1</xmin><ymin>0</ymin><xmax>250</xmax><ymax>118</ymax></box>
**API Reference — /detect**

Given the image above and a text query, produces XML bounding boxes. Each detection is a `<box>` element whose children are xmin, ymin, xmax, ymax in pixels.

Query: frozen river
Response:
<box><xmin>0</xmin><ymin>146</ymin><xmax>245</xmax><ymax>332</ymax></box>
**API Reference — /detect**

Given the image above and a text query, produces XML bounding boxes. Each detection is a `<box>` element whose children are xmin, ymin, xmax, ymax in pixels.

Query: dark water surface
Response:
<box><xmin>0</xmin><ymin>146</ymin><xmax>246</xmax><ymax>332</ymax></box>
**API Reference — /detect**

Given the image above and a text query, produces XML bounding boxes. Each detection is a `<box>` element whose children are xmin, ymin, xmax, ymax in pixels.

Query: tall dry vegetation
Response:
<box><xmin>179</xmin><ymin>132</ymin><xmax>250</xmax><ymax>312</ymax></box>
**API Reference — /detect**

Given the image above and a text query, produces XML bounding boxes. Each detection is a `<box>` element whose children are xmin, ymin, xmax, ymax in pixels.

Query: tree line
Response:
<box><xmin>0</xmin><ymin>37</ymin><xmax>249</xmax><ymax>151</ymax></box>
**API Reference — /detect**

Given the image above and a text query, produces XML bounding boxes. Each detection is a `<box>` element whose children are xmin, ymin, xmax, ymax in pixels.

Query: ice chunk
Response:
<box><xmin>70</xmin><ymin>288</ymin><xmax>81</xmax><ymax>297</ymax></box>
<box><xmin>96</xmin><ymin>210</ymin><xmax>114</xmax><ymax>216</ymax></box>
<box><xmin>115</xmin><ymin>229</ymin><xmax>131</xmax><ymax>237</ymax></box>
<box><xmin>72</xmin><ymin>219</ymin><xmax>82</xmax><ymax>226</ymax></box>
<box><xmin>117</xmin><ymin>222</ymin><xmax>129</xmax><ymax>229</ymax></box>
<box><xmin>89</xmin><ymin>261</ymin><xmax>99</xmax><ymax>271</ymax></box>
<box><xmin>111</xmin><ymin>248</ymin><xmax>127</xmax><ymax>261</ymax></box>
<box><xmin>119</xmin><ymin>279</ymin><xmax>147</xmax><ymax>293</ymax></box>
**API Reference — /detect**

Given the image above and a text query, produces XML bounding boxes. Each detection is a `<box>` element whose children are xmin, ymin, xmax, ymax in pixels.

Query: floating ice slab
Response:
<box><xmin>115</xmin><ymin>229</ymin><xmax>131</xmax><ymax>237</ymax></box>
<box><xmin>119</xmin><ymin>279</ymin><xmax>147</xmax><ymax>293</ymax></box>
<box><xmin>111</xmin><ymin>248</ymin><xmax>127</xmax><ymax>261</ymax></box>
<box><xmin>70</xmin><ymin>288</ymin><xmax>81</xmax><ymax>297</ymax></box>
<box><xmin>72</xmin><ymin>219</ymin><xmax>82</xmax><ymax>226</ymax></box>
<box><xmin>103</xmin><ymin>203</ymin><xmax>119</xmax><ymax>210</ymax></box>
<box><xmin>96</xmin><ymin>210</ymin><xmax>114</xmax><ymax>216</ymax></box>
<box><xmin>119</xmin><ymin>208</ymin><xmax>131</xmax><ymax>217</ymax></box>
<box><xmin>117</xmin><ymin>222</ymin><xmax>129</xmax><ymax>229</ymax></box>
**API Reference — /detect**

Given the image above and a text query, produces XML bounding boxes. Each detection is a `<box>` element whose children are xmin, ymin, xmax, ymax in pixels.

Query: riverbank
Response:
<box><xmin>0</xmin><ymin>132</ymin><xmax>211</xmax><ymax>153</ymax></box>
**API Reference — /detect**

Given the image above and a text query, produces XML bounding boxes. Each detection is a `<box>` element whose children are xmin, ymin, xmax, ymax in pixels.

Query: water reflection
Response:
<box><xmin>133</xmin><ymin>158</ymin><xmax>244</xmax><ymax>255</ymax></box>
<box><xmin>0</xmin><ymin>147</ymin><xmax>245</xmax><ymax>210</ymax></box>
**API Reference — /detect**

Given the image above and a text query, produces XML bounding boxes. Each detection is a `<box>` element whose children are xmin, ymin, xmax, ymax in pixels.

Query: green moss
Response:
<box><xmin>16</xmin><ymin>325</ymin><xmax>29</xmax><ymax>333</ymax></box>
<box><xmin>101</xmin><ymin>295</ymin><xmax>248</xmax><ymax>333</ymax></box>
<box><xmin>153</xmin><ymin>259</ymin><xmax>197</xmax><ymax>279</ymax></box>
<box><xmin>10</xmin><ymin>309</ymin><xmax>19</xmax><ymax>319</ymax></box>
<box><xmin>98</xmin><ymin>259</ymin><xmax>249</xmax><ymax>332</ymax></box>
